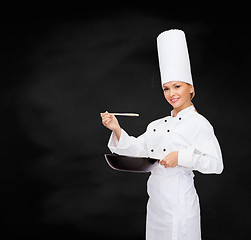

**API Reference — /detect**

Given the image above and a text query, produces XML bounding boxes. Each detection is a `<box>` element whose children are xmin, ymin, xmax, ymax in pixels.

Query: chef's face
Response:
<box><xmin>163</xmin><ymin>81</ymin><xmax>194</xmax><ymax>110</ymax></box>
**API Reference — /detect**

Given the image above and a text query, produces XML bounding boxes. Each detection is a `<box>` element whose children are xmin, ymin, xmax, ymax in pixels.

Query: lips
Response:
<box><xmin>170</xmin><ymin>98</ymin><xmax>179</xmax><ymax>103</ymax></box>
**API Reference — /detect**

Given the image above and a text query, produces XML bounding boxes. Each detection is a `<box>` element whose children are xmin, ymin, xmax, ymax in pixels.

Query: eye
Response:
<box><xmin>175</xmin><ymin>85</ymin><xmax>181</xmax><ymax>89</ymax></box>
<box><xmin>163</xmin><ymin>88</ymin><xmax>169</xmax><ymax>91</ymax></box>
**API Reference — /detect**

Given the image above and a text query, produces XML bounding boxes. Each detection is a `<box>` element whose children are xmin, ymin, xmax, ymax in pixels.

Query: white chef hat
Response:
<box><xmin>157</xmin><ymin>29</ymin><xmax>193</xmax><ymax>86</ymax></box>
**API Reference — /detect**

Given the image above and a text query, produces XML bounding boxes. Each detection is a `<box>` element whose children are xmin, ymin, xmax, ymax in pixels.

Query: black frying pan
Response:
<box><xmin>104</xmin><ymin>153</ymin><xmax>159</xmax><ymax>173</ymax></box>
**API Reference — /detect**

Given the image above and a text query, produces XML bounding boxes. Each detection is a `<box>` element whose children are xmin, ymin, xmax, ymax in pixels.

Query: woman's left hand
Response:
<box><xmin>160</xmin><ymin>151</ymin><xmax>178</xmax><ymax>168</ymax></box>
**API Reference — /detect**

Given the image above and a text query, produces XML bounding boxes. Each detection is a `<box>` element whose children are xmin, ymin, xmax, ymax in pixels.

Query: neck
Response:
<box><xmin>173</xmin><ymin>102</ymin><xmax>193</xmax><ymax>117</ymax></box>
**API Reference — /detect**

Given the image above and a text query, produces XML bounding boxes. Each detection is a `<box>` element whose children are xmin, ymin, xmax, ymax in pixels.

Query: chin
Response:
<box><xmin>172</xmin><ymin>104</ymin><xmax>181</xmax><ymax>109</ymax></box>
<box><xmin>168</xmin><ymin>101</ymin><xmax>180</xmax><ymax>108</ymax></box>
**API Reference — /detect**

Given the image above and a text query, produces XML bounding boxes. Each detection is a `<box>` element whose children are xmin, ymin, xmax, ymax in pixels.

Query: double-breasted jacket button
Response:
<box><xmin>167</xmin><ymin>129</ymin><xmax>170</xmax><ymax>132</ymax></box>
<box><xmin>179</xmin><ymin>117</ymin><xmax>182</xmax><ymax>120</ymax></box>
<box><xmin>164</xmin><ymin>120</ymin><xmax>167</xmax><ymax>122</ymax></box>
<box><xmin>163</xmin><ymin>149</ymin><xmax>166</xmax><ymax>152</ymax></box>
<box><xmin>153</xmin><ymin>129</ymin><xmax>156</xmax><ymax>132</ymax></box>
<box><xmin>151</xmin><ymin>149</ymin><xmax>154</xmax><ymax>152</ymax></box>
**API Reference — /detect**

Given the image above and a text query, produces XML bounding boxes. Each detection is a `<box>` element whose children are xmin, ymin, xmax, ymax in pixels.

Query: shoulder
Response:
<box><xmin>188</xmin><ymin>111</ymin><xmax>215</xmax><ymax>140</ymax></box>
<box><xmin>190</xmin><ymin>111</ymin><xmax>212</xmax><ymax>124</ymax></box>
<box><xmin>192</xmin><ymin>112</ymin><xmax>214</xmax><ymax>129</ymax></box>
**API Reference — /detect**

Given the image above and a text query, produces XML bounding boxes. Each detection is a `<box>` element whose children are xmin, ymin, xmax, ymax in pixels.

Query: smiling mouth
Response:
<box><xmin>170</xmin><ymin>98</ymin><xmax>179</xmax><ymax>103</ymax></box>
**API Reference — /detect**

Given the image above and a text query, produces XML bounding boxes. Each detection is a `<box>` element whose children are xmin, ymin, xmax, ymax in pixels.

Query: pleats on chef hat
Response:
<box><xmin>157</xmin><ymin>29</ymin><xmax>193</xmax><ymax>86</ymax></box>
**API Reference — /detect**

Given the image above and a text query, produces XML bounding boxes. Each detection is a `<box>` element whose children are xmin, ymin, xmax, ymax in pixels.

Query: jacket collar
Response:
<box><xmin>171</xmin><ymin>105</ymin><xmax>195</xmax><ymax>118</ymax></box>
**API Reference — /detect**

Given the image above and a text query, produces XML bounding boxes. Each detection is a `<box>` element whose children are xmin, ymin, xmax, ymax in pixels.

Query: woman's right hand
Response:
<box><xmin>100</xmin><ymin>111</ymin><xmax>121</xmax><ymax>131</ymax></box>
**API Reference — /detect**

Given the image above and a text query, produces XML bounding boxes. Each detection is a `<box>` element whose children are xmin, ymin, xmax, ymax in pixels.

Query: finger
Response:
<box><xmin>105</xmin><ymin>119</ymin><xmax>111</xmax><ymax>125</ymax></box>
<box><xmin>102</xmin><ymin>113</ymin><xmax>111</xmax><ymax>119</ymax></box>
<box><xmin>103</xmin><ymin>112</ymin><xmax>113</xmax><ymax>118</ymax></box>
<box><xmin>160</xmin><ymin>160</ymin><xmax>169</xmax><ymax>168</ymax></box>
<box><xmin>107</xmin><ymin>112</ymin><xmax>117</xmax><ymax>119</ymax></box>
<box><xmin>160</xmin><ymin>160</ymin><xmax>166</xmax><ymax>166</ymax></box>
<box><xmin>103</xmin><ymin>121</ymin><xmax>109</xmax><ymax>127</ymax></box>
<box><xmin>104</xmin><ymin>117</ymin><xmax>112</xmax><ymax>125</ymax></box>
<box><xmin>105</xmin><ymin>111</ymin><xmax>110</xmax><ymax>116</ymax></box>
<box><xmin>101</xmin><ymin>111</ymin><xmax>108</xmax><ymax>116</ymax></box>
<box><xmin>102</xmin><ymin>116</ymin><xmax>112</xmax><ymax>123</ymax></box>
<box><xmin>102</xmin><ymin>116</ymin><xmax>109</xmax><ymax>123</ymax></box>
<box><xmin>100</xmin><ymin>111</ymin><xmax>109</xmax><ymax>117</ymax></box>
<box><xmin>102</xmin><ymin>115</ymin><xmax>109</xmax><ymax>120</ymax></box>
<box><xmin>102</xmin><ymin>120</ymin><xmax>108</xmax><ymax>126</ymax></box>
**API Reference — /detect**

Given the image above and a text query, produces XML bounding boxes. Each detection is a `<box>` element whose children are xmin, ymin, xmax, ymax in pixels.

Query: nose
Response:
<box><xmin>169</xmin><ymin>88</ymin><xmax>175</xmax><ymax>97</ymax></box>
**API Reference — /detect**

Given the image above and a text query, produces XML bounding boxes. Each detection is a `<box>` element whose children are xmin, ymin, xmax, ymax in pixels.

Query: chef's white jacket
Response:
<box><xmin>108</xmin><ymin>105</ymin><xmax>223</xmax><ymax>240</ymax></box>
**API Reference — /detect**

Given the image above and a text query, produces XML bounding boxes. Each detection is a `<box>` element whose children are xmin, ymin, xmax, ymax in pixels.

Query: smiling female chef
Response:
<box><xmin>101</xmin><ymin>29</ymin><xmax>223</xmax><ymax>240</ymax></box>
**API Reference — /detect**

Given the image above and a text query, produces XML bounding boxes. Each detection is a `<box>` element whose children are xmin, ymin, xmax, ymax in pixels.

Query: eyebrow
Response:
<box><xmin>163</xmin><ymin>81</ymin><xmax>180</xmax><ymax>88</ymax></box>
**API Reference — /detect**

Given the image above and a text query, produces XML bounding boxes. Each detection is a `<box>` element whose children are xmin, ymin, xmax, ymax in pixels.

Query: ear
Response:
<box><xmin>189</xmin><ymin>85</ymin><xmax>194</xmax><ymax>94</ymax></box>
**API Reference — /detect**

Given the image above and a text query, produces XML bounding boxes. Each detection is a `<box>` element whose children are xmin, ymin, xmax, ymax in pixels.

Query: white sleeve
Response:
<box><xmin>107</xmin><ymin>129</ymin><xmax>148</xmax><ymax>157</ymax></box>
<box><xmin>178</xmin><ymin>123</ymin><xmax>223</xmax><ymax>174</ymax></box>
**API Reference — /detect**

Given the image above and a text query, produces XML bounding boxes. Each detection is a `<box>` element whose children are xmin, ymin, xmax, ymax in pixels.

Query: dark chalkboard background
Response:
<box><xmin>1</xmin><ymin>4</ymin><xmax>250</xmax><ymax>239</ymax></box>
